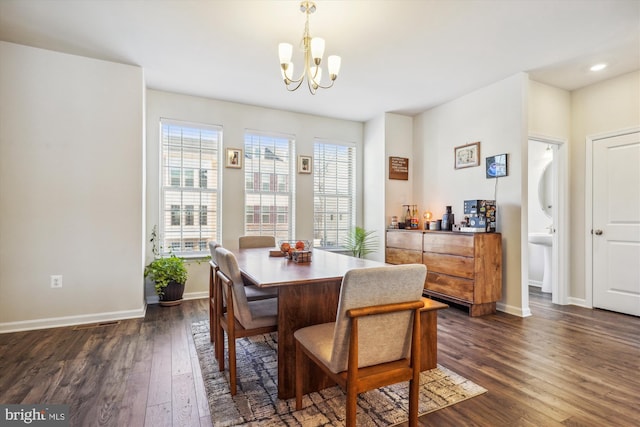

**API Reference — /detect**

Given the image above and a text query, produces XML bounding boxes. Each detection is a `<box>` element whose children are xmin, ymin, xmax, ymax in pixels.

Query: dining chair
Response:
<box><xmin>294</xmin><ymin>264</ymin><xmax>427</xmax><ymax>427</ymax></box>
<box><xmin>209</xmin><ymin>241</ymin><xmax>277</xmax><ymax>362</ymax></box>
<box><xmin>237</xmin><ymin>236</ymin><xmax>278</xmax><ymax>300</ymax></box>
<box><xmin>238</xmin><ymin>235</ymin><xmax>276</xmax><ymax>249</ymax></box>
<box><xmin>208</xmin><ymin>241</ymin><xmax>222</xmax><ymax>344</ymax></box>
<box><xmin>215</xmin><ymin>247</ymin><xmax>278</xmax><ymax>395</ymax></box>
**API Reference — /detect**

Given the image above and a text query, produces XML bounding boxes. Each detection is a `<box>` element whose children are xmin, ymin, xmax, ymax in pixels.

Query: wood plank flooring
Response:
<box><xmin>0</xmin><ymin>288</ymin><xmax>638</xmax><ymax>426</ymax></box>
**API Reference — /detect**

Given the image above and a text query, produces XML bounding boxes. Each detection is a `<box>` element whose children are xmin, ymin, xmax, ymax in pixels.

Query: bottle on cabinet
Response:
<box><xmin>411</xmin><ymin>205</ymin><xmax>419</xmax><ymax>229</ymax></box>
<box><xmin>404</xmin><ymin>205</ymin><xmax>412</xmax><ymax>228</ymax></box>
<box><xmin>442</xmin><ymin>206</ymin><xmax>455</xmax><ymax>231</ymax></box>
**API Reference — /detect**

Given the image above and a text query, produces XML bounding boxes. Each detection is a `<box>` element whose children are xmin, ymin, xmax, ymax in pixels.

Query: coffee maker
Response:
<box><xmin>461</xmin><ymin>200</ymin><xmax>496</xmax><ymax>232</ymax></box>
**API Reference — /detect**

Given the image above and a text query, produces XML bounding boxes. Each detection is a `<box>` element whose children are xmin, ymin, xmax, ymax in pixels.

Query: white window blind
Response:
<box><xmin>244</xmin><ymin>131</ymin><xmax>294</xmax><ymax>242</ymax></box>
<box><xmin>314</xmin><ymin>140</ymin><xmax>356</xmax><ymax>248</ymax></box>
<box><xmin>161</xmin><ymin>119</ymin><xmax>221</xmax><ymax>257</ymax></box>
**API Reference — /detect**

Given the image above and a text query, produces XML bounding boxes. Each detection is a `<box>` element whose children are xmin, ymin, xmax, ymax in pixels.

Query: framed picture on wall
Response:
<box><xmin>454</xmin><ymin>142</ymin><xmax>480</xmax><ymax>169</ymax></box>
<box><xmin>226</xmin><ymin>148</ymin><xmax>242</xmax><ymax>169</ymax></box>
<box><xmin>298</xmin><ymin>155</ymin><xmax>312</xmax><ymax>174</ymax></box>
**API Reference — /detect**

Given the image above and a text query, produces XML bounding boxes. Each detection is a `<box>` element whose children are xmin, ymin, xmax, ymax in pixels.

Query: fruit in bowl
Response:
<box><xmin>295</xmin><ymin>240</ymin><xmax>305</xmax><ymax>250</ymax></box>
<box><xmin>280</xmin><ymin>242</ymin><xmax>291</xmax><ymax>253</ymax></box>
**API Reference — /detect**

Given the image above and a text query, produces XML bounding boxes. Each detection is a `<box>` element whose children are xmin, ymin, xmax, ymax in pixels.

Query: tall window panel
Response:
<box><xmin>314</xmin><ymin>140</ymin><xmax>356</xmax><ymax>248</ymax></box>
<box><xmin>244</xmin><ymin>131</ymin><xmax>294</xmax><ymax>242</ymax></box>
<box><xmin>161</xmin><ymin>120</ymin><xmax>221</xmax><ymax>256</ymax></box>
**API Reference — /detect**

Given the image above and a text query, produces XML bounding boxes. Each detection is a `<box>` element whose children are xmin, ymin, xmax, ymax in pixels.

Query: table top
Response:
<box><xmin>231</xmin><ymin>248</ymin><xmax>389</xmax><ymax>288</ymax></box>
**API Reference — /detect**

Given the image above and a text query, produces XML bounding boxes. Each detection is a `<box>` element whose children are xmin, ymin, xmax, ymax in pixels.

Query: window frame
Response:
<box><xmin>159</xmin><ymin>119</ymin><xmax>222</xmax><ymax>258</ymax></box>
<box><xmin>243</xmin><ymin>130</ymin><xmax>295</xmax><ymax>241</ymax></box>
<box><xmin>313</xmin><ymin>139</ymin><xmax>356</xmax><ymax>250</ymax></box>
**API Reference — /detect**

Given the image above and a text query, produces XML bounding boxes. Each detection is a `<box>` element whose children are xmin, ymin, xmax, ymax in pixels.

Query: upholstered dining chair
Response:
<box><xmin>238</xmin><ymin>235</ymin><xmax>276</xmax><ymax>249</ymax></box>
<box><xmin>294</xmin><ymin>264</ymin><xmax>427</xmax><ymax>427</ymax></box>
<box><xmin>208</xmin><ymin>241</ymin><xmax>222</xmax><ymax>344</ymax></box>
<box><xmin>209</xmin><ymin>241</ymin><xmax>277</xmax><ymax>363</ymax></box>
<box><xmin>215</xmin><ymin>247</ymin><xmax>278</xmax><ymax>395</ymax></box>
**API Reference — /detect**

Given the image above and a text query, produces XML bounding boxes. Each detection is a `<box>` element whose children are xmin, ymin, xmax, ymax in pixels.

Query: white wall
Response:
<box><xmin>413</xmin><ymin>73</ymin><xmax>529</xmax><ymax>315</ymax></box>
<box><xmin>363</xmin><ymin>114</ymin><xmax>386</xmax><ymax>262</ymax></box>
<box><xmin>363</xmin><ymin>113</ymin><xmax>414</xmax><ymax>263</ymax></box>
<box><xmin>570</xmin><ymin>70</ymin><xmax>640</xmax><ymax>301</ymax></box>
<box><xmin>145</xmin><ymin>89</ymin><xmax>364</xmax><ymax>299</ymax></box>
<box><xmin>0</xmin><ymin>42</ymin><xmax>145</xmax><ymax>331</ymax></box>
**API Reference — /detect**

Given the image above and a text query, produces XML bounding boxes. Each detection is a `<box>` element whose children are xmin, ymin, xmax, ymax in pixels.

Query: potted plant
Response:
<box><xmin>344</xmin><ymin>226</ymin><xmax>377</xmax><ymax>258</ymax></box>
<box><xmin>144</xmin><ymin>226</ymin><xmax>188</xmax><ymax>306</ymax></box>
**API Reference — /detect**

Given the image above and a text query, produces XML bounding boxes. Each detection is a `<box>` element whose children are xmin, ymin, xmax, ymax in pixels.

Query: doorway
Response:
<box><xmin>527</xmin><ymin>136</ymin><xmax>568</xmax><ymax>311</ymax></box>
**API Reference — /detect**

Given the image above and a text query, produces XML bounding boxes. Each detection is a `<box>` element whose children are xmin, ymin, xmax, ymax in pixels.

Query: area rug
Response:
<box><xmin>192</xmin><ymin>321</ymin><xmax>486</xmax><ymax>426</ymax></box>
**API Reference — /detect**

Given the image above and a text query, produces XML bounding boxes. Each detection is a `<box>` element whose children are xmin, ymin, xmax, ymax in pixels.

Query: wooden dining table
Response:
<box><xmin>230</xmin><ymin>247</ymin><xmax>447</xmax><ymax>399</ymax></box>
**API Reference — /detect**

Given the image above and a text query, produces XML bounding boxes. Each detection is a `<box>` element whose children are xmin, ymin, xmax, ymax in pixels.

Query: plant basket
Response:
<box><xmin>159</xmin><ymin>281</ymin><xmax>185</xmax><ymax>306</ymax></box>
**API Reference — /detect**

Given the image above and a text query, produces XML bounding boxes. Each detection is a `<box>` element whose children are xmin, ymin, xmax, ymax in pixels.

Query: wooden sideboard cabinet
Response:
<box><xmin>385</xmin><ymin>230</ymin><xmax>502</xmax><ymax>316</ymax></box>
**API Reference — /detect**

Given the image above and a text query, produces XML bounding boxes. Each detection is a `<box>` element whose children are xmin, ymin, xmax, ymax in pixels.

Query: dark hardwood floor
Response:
<box><xmin>0</xmin><ymin>288</ymin><xmax>638</xmax><ymax>426</ymax></box>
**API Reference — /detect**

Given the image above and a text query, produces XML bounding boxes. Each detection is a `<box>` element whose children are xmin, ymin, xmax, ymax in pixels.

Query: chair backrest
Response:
<box><xmin>238</xmin><ymin>235</ymin><xmax>276</xmax><ymax>249</ymax></box>
<box><xmin>328</xmin><ymin>264</ymin><xmax>427</xmax><ymax>373</ymax></box>
<box><xmin>215</xmin><ymin>247</ymin><xmax>253</xmax><ymax>326</ymax></box>
<box><xmin>209</xmin><ymin>241</ymin><xmax>221</xmax><ymax>265</ymax></box>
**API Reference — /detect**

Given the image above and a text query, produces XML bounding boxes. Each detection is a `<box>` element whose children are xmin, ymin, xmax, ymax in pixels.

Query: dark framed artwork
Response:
<box><xmin>486</xmin><ymin>153</ymin><xmax>508</xmax><ymax>178</ymax></box>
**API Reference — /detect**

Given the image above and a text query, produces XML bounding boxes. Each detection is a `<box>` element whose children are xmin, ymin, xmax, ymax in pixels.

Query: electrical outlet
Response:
<box><xmin>50</xmin><ymin>275</ymin><xmax>63</xmax><ymax>288</ymax></box>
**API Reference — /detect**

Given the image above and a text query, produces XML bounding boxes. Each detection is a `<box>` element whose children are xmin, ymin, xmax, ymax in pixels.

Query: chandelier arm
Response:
<box><xmin>285</xmin><ymin>79</ymin><xmax>306</xmax><ymax>92</ymax></box>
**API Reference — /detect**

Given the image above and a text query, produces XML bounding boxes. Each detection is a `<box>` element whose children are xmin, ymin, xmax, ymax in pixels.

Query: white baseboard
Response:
<box><xmin>528</xmin><ymin>280</ymin><xmax>542</xmax><ymax>287</ymax></box>
<box><xmin>567</xmin><ymin>297</ymin><xmax>590</xmax><ymax>308</ymax></box>
<box><xmin>496</xmin><ymin>301</ymin><xmax>532</xmax><ymax>317</ymax></box>
<box><xmin>0</xmin><ymin>305</ymin><xmax>147</xmax><ymax>334</ymax></box>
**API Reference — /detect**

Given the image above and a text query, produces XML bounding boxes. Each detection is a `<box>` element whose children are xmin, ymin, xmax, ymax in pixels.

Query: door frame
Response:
<box><xmin>528</xmin><ymin>133</ymin><xmax>568</xmax><ymax>306</ymax></box>
<box><xmin>585</xmin><ymin>127</ymin><xmax>640</xmax><ymax>309</ymax></box>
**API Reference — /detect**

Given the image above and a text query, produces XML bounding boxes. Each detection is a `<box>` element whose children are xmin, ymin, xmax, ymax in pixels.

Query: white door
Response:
<box><xmin>592</xmin><ymin>131</ymin><xmax>640</xmax><ymax>316</ymax></box>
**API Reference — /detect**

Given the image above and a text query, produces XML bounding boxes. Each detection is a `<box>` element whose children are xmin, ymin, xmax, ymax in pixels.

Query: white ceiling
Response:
<box><xmin>1</xmin><ymin>0</ymin><xmax>638</xmax><ymax>122</ymax></box>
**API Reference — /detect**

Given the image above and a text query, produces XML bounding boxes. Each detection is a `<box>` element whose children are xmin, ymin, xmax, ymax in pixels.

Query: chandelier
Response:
<box><xmin>278</xmin><ymin>1</ymin><xmax>341</xmax><ymax>94</ymax></box>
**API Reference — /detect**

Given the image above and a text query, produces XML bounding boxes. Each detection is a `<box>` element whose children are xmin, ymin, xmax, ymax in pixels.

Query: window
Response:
<box><xmin>171</xmin><ymin>205</ymin><xmax>180</xmax><ymax>226</ymax></box>
<box><xmin>199</xmin><ymin>169</ymin><xmax>208</xmax><ymax>188</ymax></box>
<box><xmin>313</xmin><ymin>140</ymin><xmax>356</xmax><ymax>249</ymax></box>
<box><xmin>185</xmin><ymin>205</ymin><xmax>194</xmax><ymax>226</ymax></box>
<box><xmin>244</xmin><ymin>131</ymin><xmax>294</xmax><ymax>241</ymax></box>
<box><xmin>184</xmin><ymin>169</ymin><xmax>194</xmax><ymax>187</ymax></box>
<box><xmin>199</xmin><ymin>205</ymin><xmax>208</xmax><ymax>226</ymax></box>
<box><xmin>161</xmin><ymin>120</ymin><xmax>221</xmax><ymax>256</ymax></box>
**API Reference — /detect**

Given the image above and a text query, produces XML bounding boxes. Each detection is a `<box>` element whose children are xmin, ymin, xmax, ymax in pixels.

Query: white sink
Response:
<box><xmin>528</xmin><ymin>232</ymin><xmax>552</xmax><ymax>293</ymax></box>
<box><xmin>528</xmin><ymin>232</ymin><xmax>552</xmax><ymax>246</ymax></box>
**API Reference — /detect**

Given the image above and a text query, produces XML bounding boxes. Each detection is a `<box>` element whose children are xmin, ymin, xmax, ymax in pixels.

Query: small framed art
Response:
<box><xmin>226</xmin><ymin>148</ymin><xmax>242</xmax><ymax>169</ymax></box>
<box><xmin>298</xmin><ymin>155</ymin><xmax>312</xmax><ymax>174</ymax></box>
<box><xmin>486</xmin><ymin>153</ymin><xmax>508</xmax><ymax>178</ymax></box>
<box><xmin>454</xmin><ymin>142</ymin><xmax>480</xmax><ymax>169</ymax></box>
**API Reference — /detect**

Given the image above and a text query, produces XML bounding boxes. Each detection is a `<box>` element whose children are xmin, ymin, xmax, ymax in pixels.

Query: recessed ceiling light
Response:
<box><xmin>590</xmin><ymin>63</ymin><xmax>608</xmax><ymax>72</ymax></box>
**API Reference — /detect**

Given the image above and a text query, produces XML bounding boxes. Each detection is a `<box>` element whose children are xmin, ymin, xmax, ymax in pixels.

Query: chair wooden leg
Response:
<box><xmin>346</xmin><ymin>388</ymin><xmax>357</xmax><ymax>427</ymax></box>
<box><xmin>228</xmin><ymin>330</ymin><xmax>237</xmax><ymax>395</ymax></box>
<box><xmin>295</xmin><ymin>340</ymin><xmax>303</xmax><ymax>410</ymax></box>
<box><xmin>408</xmin><ymin>378</ymin><xmax>419</xmax><ymax>427</ymax></box>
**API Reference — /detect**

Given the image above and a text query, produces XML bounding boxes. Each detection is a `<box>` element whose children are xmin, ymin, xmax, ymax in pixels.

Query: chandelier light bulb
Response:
<box><xmin>278</xmin><ymin>43</ymin><xmax>293</xmax><ymax>65</ymax></box>
<box><xmin>310</xmin><ymin>37</ymin><xmax>325</xmax><ymax>63</ymax></box>
<box><xmin>328</xmin><ymin>55</ymin><xmax>341</xmax><ymax>79</ymax></box>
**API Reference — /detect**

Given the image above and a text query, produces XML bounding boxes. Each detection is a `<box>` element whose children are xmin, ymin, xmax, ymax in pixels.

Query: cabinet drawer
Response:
<box><xmin>386</xmin><ymin>231</ymin><xmax>423</xmax><ymax>251</ymax></box>
<box><xmin>423</xmin><ymin>233</ymin><xmax>473</xmax><ymax>257</ymax></box>
<box><xmin>425</xmin><ymin>272</ymin><xmax>474</xmax><ymax>302</ymax></box>
<box><xmin>386</xmin><ymin>248</ymin><xmax>422</xmax><ymax>265</ymax></box>
<box><xmin>423</xmin><ymin>252</ymin><xmax>474</xmax><ymax>279</ymax></box>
